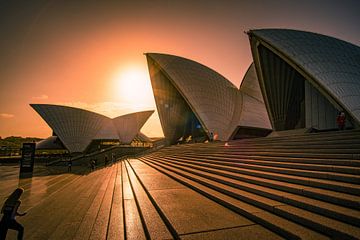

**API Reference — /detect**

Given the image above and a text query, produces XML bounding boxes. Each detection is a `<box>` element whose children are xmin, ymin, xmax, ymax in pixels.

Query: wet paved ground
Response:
<box><xmin>0</xmin><ymin>161</ymin><xmax>281</xmax><ymax>240</ymax></box>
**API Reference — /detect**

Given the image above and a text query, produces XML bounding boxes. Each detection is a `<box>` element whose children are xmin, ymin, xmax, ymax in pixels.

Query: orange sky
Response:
<box><xmin>0</xmin><ymin>0</ymin><xmax>359</xmax><ymax>138</ymax></box>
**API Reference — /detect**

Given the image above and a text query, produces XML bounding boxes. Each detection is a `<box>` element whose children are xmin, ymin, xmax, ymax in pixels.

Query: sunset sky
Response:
<box><xmin>0</xmin><ymin>0</ymin><xmax>359</xmax><ymax>138</ymax></box>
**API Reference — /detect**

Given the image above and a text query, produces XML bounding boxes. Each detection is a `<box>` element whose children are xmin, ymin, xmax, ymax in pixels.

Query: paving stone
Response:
<box><xmin>122</xmin><ymin>162</ymin><xmax>146</xmax><ymax>240</ymax></box>
<box><xmin>150</xmin><ymin>188</ymin><xmax>253</xmax><ymax>235</ymax></box>
<box><xmin>107</xmin><ymin>164</ymin><xmax>125</xmax><ymax>240</ymax></box>
<box><xmin>126</xmin><ymin>160</ymin><xmax>173</xmax><ymax>239</ymax></box>
<box><xmin>180</xmin><ymin>224</ymin><xmax>283</xmax><ymax>240</ymax></box>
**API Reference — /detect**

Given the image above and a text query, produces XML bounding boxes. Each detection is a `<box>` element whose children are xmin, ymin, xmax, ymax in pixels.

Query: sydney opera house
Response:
<box><xmin>31</xmin><ymin>29</ymin><xmax>360</xmax><ymax>151</ymax></box>
<box><xmin>146</xmin><ymin>54</ymin><xmax>272</xmax><ymax>144</ymax></box>
<box><xmin>24</xmin><ymin>29</ymin><xmax>360</xmax><ymax>238</ymax></box>
<box><xmin>146</xmin><ymin>29</ymin><xmax>360</xmax><ymax>144</ymax></box>
<box><xmin>31</xmin><ymin>104</ymin><xmax>154</xmax><ymax>153</ymax></box>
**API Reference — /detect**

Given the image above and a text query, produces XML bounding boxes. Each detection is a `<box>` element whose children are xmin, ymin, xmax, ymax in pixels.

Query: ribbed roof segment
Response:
<box><xmin>249</xmin><ymin>29</ymin><xmax>360</xmax><ymax>125</ymax></box>
<box><xmin>31</xmin><ymin>104</ymin><xmax>107</xmax><ymax>152</ymax></box>
<box><xmin>113</xmin><ymin>111</ymin><xmax>154</xmax><ymax>144</ymax></box>
<box><xmin>31</xmin><ymin>104</ymin><xmax>153</xmax><ymax>152</ymax></box>
<box><xmin>147</xmin><ymin>53</ymin><xmax>239</xmax><ymax>140</ymax></box>
<box><xmin>147</xmin><ymin>53</ymin><xmax>271</xmax><ymax>141</ymax></box>
<box><xmin>237</xmin><ymin>64</ymin><xmax>272</xmax><ymax>129</ymax></box>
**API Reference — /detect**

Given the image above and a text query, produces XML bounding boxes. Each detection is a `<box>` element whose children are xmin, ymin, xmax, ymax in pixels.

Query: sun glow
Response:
<box><xmin>112</xmin><ymin>65</ymin><xmax>154</xmax><ymax>109</ymax></box>
<box><xmin>108</xmin><ymin>64</ymin><xmax>163</xmax><ymax>138</ymax></box>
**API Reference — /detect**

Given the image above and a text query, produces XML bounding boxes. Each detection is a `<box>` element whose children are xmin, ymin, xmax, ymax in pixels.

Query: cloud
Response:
<box><xmin>0</xmin><ymin>113</ymin><xmax>14</xmax><ymax>119</ymax></box>
<box><xmin>32</xmin><ymin>94</ymin><xmax>49</xmax><ymax>100</ymax></box>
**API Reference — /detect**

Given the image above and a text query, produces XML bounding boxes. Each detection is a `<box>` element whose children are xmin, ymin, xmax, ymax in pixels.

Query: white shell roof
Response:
<box><xmin>112</xmin><ymin>111</ymin><xmax>154</xmax><ymax>144</ymax></box>
<box><xmin>250</xmin><ymin>29</ymin><xmax>360</xmax><ymax>125</ymax></box>
<box><xmin>36</xmin><ymin>136</ymin><xmax>65</xmax><ymax>150</ymax></box>
<box><xmin>238</xmin><ymin>64</ymin><xmax>272</xmax><ymax>129</ymax></box>
<box><xmin>147</xmin><ymin>53</ymin><xmax>271</xmax><ymax>141</ymax></box>
<box><xmin>147</xmin><ymin>53</ymin><xmax>239</xmax><ymax>140</ymax></box>
<box><xmin>31</xmin><ymin>104</ymin><xmax>153</xmax><ymax>152</ymax></box>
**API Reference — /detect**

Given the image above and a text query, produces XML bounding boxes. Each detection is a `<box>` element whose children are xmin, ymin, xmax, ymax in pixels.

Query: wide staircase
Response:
<box><xmin>138</xmin><ymin>129</ymin><xmax>360</xmax><ymax>239</ymax></box>
<box><xmin>3</xmin><ymin>129</ymin><xmax>360</xmax><ymax>239</ymax></box>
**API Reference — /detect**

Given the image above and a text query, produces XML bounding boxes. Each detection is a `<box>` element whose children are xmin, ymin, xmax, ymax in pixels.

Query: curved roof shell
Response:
<box><xmin>237</xmin><ymin>64</ymin><xmax>272</xmax><ymax>130</ymax></box>
<box><xmin>36</xmin><ymin>136</ymin><xmax>66</xmax><ymax>150</ymax></box>
<box><xmin>146</xmin><ymin>53</ymin><xmax>271</xmax><ymax>141</ymax></box>
<box><xmin>30</xmin><ymin>104</ymin><xmax>153</xmax><ymax>152</ymax></box>
<box><xmin>249</xmin><ymin>29</ymin><xmax>360</xmax><ymax>126</ymax></box>
<box><xmin>112</xmin><ymin>111</ymin><xmax>154</xmax><ymax>144</ymax></box>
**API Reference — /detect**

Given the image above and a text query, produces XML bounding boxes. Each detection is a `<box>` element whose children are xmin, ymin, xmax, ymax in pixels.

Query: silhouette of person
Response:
<box><xmin>90</xmin><ymin>159</ymin><xmax>96</xmax><ymax>171</ymax></box>
<box><xmin>0</xmin><ymin>188</ymin><xmax>27</xmax><ymax>240</ymax></box>
<box><xmin>67</xmin><ymin>159</ymin><xmax>72</xmax><ymax>172</ymax></box>
<box><xmin>104</xmin><ymin>155</ymin><xmax>108</xmax><ymax>167</ymax></box>
<box><xmin>209</xmin><ymin>132</ymin><xmax>214</xmax><ymax>142</ymax></box>
<box><xmin>336</xmin><ymin>111</ymin><xmax>346</xmax><ymax>130</ymax></box>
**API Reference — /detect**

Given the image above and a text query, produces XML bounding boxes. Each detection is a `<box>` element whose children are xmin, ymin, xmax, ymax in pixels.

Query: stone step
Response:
<box><xmin>165</xmin><ymin>143</ymin><xmax>360</xmax><ymax>153</ymax></box>
<box><xmin>164</xmin><ymin>130</ymin><xmax>360</xmax><ymax>146</ymax></box>
<box><xmin>161</xmin><ymin>132</ymin><xmax>360</xmax><ymax>150</ymax></box>
<box><xmin>158</xmin><ymin>149</ymin><xmax>359</xmax><ymax>160</ymax></box>
<box><xmin>151</xmin><ymin>155</ymin><xmax>360</xmax><ymax>196</ymax></box>
<box><xmin>107</xmin><ymin>164</ymin><xmax>125</xmax><ymax>240</ymax></box>
<box><xmin>127</xmin><ymin>159</ymin><xmax>279</xmax><ymax>239</ymax></box>
<box><xmin>142</xmin><ymin>158</ymin><xmax>360</xmax><ymax>239</ymax></box>
<box><xmin>139</xmin><ymin>158</ymin><xmax>328</xmax><ymax>240</ymax></box>
<box><xmin>165</xmin><ymin>157</ymin><xmax>360</xmax><ymax>208</ymax></box>
<box><xmin>225</xmin><ymin>140</ymin><xmax>360</xmax><ymax>148</ymax></box>
<box><xmin>121</xmin><ymin>161</ymin><xmax>147</xmax><ymax>240</ymax></box>
<box><xmin>229</xmin><ymin>136</ymin><xmax>360</xmax><ymax>146</ymax></box>
<box><xmin>124</xmin><ymin>160</ymin><xmax>174</xmax><ymax>239</ymax></box>
<box><xmin>211</xmin><ymin>147</ymin><xmax>360</xmax><ymax>155</ymax></box>
<box><xmin>161</xmin><ymin>155</ymin><xmax>360</xmax><ymax>185</ymax></box>
<box><xmin>241</xmin><ymin>130</ymin><xmax>360</xmax><ymax>142</ymax></box>
<box><xmin>160</xmin><ymin>145</ymin><xmax>360</xmax><ymax>158</ymax></box>
<box><xmin>174</xmin><ymin>153</ymin><xmax>360</xmax><ymax>167</ymax></box>
<box><xmin>88</xmin><ymin>166</ymin><xmax>117</xmax><ymax>240</ymax></box>
<box><xmin>145</xmin><ymin>156</ymin><xmax>360</xmax><ymax>209</ymax></box>
<box><xmin>188</xmin><ymin>148</ymin><xmax>360</xmax><ymax>156</ymax></box>
<box><xmin>143</xmin><ymin>156</ymin><xmax>360</xmax><ymax>226</ymax></box>
<box><xmin>73</xmin><ymin>166</ymin><xmax>117</xmax><ymax>240</ymax></box>
<box><xmin>170</xmin><ymin>153</ymin><xmax>360</xmax><ymax>175</ymax></box>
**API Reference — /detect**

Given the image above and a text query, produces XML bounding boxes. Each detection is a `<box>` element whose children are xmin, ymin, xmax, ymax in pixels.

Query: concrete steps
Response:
<box><xmin>174</xmin><ymin>154</ymin><xmax>360</xmax><ymax>167</ymax></box>
<box><xmin>3</xmin><ymin>129</ymin><xmax>358</xmax><ymax>239</ymax></box>
<box><xmin>125</xmin><ymin>159</ymin><xmax>284</xmax><ymax>240</ymax></box>
<box><xmin>139</xmin><ymin>157</ymin><xmax>360</xmax><ymax>239</ymax></box>
<box><xmin>138</xmin><ymin>158</ymin><xmax>328</xmax><ymax>239</ymax></box>
<box><xmin>132</xmin><ymin>129</ymin><xmax>360</xmax><ymax>239</ymax></box>
<box><xmin>161</xmin><ymin>155</ymin><xmax>360</xmax><ymax>185</ymax></box>
<box><xmin>169</xmin><ymin>154</ymin><xmax>360</xmax><ymax>174</ymax></box>
<box><xmin>146</xmin><ymin>155</ymin><xmax>360</xmax><ymax>195</ymax></box>
<box><xmin>124</xmin><ymin>161</ymin><xmax>175</xmax><ymax>239</ymax></box>
<box><xmin>142</xmin><ymin>156</ymin><xmax>360</xmax><ymax>224</ymax></box>
<box><xmin>3</xmin><ymin>159</ymin><xmax>284</xmax><ymax>239</ymax></box>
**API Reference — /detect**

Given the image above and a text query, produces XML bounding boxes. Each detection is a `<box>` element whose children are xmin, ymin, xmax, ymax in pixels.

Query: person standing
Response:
<box><xmin>111</xmin><ymin>153</ymin><xmax>115</xmax><ymax>165</ymax></box>
<box><xmin>336</xmin><ymin>111</ymin><xmax>346</xmax><ymax>130</ymax></box>
<box><xmin>209</xmin><ymin>132</ymin><xmax>214</xmax><ymax>142</ymax></box>
<box><xmin>91</xmin><ymin>159</ymin><xmax>96</xmax><ymax>171</ymax></box>
<box><xmin>0</xmin><ymin>188</ymin><xmax>27</xmax><ymax>240</ymax></box>
<box><xmin>104</xmin><ymin>154</ymin><xmax>108</xmax><ymax>167</ymax></box>
<box><xmin>67</xmin><ymin>159</ymin><xmax>72</xmax><ymax>172</ymax></box>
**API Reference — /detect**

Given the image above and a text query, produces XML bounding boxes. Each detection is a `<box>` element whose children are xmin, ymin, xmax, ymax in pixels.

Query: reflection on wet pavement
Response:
<box><xmin>0</xmin><ymin>164</ymin><xmax>89</xmax><ymax>211</ymax></box>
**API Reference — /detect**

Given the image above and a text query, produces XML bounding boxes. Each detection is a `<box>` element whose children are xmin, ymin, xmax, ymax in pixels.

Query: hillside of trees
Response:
<box><xmin>0</xmin><ymin>136</ymin><xmax>43</xmax><ymax>149</ymax></box>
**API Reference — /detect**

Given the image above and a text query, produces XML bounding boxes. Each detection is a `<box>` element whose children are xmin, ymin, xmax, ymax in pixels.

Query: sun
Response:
<box><xmin>112</xmin><ymin>65</ymin><xmax>154</xmax><ymax>108</ymax></box>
